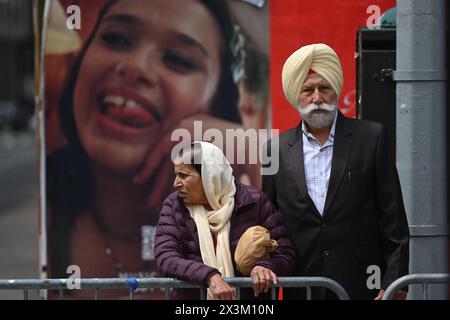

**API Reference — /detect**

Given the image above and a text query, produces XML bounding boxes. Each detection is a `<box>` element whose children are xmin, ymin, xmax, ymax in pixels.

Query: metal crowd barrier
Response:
<box><xmin>0</xmin><ymin>277</ymin><xmax>350</xmax><ymax>300</ymax></box>
<box><xmin>382</xmin><ymin>273</ymin><xmax>450</xmax><ymax>300</ymax></box>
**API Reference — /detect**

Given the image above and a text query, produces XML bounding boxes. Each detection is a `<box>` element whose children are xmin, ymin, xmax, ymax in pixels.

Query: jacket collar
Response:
<box><xmin>234</xmin><ymin>181</ymin><xmax>255</xmax><ymax>210</ymax></box>
<box><xmin>286</xmin><ymin>110</ymin><xmax>353</xmax><ymax>219</ymax></box>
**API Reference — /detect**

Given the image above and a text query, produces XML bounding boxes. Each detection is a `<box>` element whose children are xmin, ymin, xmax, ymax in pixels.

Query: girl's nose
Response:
<box><xmin>113</xmin><ymin>49</ymin><xmax>158</xmax><ymax>88</ymax></box>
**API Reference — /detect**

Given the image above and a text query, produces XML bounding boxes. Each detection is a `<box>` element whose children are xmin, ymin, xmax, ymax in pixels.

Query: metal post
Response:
<box><xmin>235</xmin><ymin>287</ymin><xmax>241</xmax><ymax>300</ymax></box>
<box><xmin>270</xmin><ymin>287</ymin><xmax>276</xmax><ymax>300</ymax></box>
<box><xmin>58</xmin><ymin>289</ymin><xmax>63</xmax><ymax>300</ymax></box>
<box><xmin>395</xmin><ymin>0</ymin><xmax>448</xmax><ymax>299</ymax></box>
<box><xmin>164</xmin><ymin>288</ymin><xmax>170</xmax><ymax>300</ymax></box>
<box><xmin>200</xmin><ymin>288</ymin><xmax>206</xmax><ymax>300</ymax></box>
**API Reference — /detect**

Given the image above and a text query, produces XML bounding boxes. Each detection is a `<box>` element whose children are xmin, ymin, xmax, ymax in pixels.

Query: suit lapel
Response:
<box><xmin>288</xmin><ymin>122</ymin><xmax>322</xmax><ymax>219</ymax></box>
<box><xmin>322</xmin><ymin>113</ymin><xmax>352</xmax><ymax>217</ymax></box>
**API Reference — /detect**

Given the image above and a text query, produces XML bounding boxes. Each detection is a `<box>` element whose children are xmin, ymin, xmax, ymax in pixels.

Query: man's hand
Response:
<box><xmin>207</xmin><ymin>274</ymin><xmax>236</xmax><ymax>300</ymax></box>
<box><xmin>250</xmin><ymin>266</ymin><xmax>278</xmax><ymax>297</ymax></box>
<box><xmin>374</xmin><ymin>289</ymin><xmax>407</xmax><ymax>300</ymax></box>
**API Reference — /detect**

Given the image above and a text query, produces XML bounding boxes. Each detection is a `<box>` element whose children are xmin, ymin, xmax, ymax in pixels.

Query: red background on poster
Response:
<box><xmin>270</xmin><ymin>0</ymin><xmax>395</xmax><ymax>132</ymax></box>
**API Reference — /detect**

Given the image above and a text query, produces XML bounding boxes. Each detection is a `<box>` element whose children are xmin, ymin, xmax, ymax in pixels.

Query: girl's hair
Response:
<box><xmin>58</xmin><ymin>0</ymin><xmax>241</xmax><ymax>148</ymax></box>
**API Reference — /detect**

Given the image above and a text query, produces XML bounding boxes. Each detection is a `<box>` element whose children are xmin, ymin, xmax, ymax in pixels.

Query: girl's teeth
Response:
<box><xmin>126</xmin><ymin>100</ymin><xmax>137</xmax><ymax>109</ymax></box>
<box><xmin>103</xmin><ymin>95</ymin><xmax>124</xmax><ymax>107</ymax></box>
<box><xmin>103</xmin><ymin>95</ymin><xmax>142</xmax><ymax>109</ymax></box>
<box><xmin>115</xmin><ymin>96</ymin><xmax>125</xmax><ymax>106</ymax></box>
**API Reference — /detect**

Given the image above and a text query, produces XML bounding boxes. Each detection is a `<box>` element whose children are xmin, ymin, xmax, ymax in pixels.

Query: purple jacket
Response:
<box><xmin>155</xmin><ymin>182</ymin><xmax>295</xmax><ymax>300</ymax></box>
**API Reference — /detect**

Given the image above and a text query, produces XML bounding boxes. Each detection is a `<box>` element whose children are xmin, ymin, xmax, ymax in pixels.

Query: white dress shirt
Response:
<box><xmin>301</xmin><ymin>112</ymin><xmax>337</xmax><ymax>215</ymax></box>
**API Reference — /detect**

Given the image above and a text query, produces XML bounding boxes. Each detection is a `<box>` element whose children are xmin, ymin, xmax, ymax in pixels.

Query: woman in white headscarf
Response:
<box><xmin>155</xmin><ymin>142</ymin><xmax>295</xmax><ymax>300</ymax></box>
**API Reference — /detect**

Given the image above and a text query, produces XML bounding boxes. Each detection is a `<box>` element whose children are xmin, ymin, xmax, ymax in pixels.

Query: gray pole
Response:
<box><xmin>395</xmin><ymin>0</ymin><xmax>447</xmax><ymax>299</ymax></box>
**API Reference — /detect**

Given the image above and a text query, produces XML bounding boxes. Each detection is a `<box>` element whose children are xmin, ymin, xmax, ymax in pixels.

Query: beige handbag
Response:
<box><xmin>234</xmin><ymin>226</ymin><xmax>278</xmax><ymax>275</ymax></box>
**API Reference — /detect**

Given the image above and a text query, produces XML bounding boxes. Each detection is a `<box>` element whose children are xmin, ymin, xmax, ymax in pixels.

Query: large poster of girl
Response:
<box><xmin>41</xmin><ymin>0</ymin><xmax>269</xmax><ymax>299</ymax></box>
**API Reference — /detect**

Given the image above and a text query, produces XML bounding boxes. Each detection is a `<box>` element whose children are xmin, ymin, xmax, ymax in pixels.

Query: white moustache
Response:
<box><xmin>300</xmin><ymin>103</ymin><xmax>336</xmax><ymax>115</ymax></box>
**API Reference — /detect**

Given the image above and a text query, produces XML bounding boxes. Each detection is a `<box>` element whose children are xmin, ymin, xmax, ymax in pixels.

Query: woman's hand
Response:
<box><xmin>207</xmin><ymin>274</ymin><xmax>236</xmax><ymax>300</ymax></box>
<box><xmin>374</xmin><ymin>289</ymin><xmax>407</xmax><ymax>300</ymax></box>
<box><xmin>250</xmin><ymin>265</ymin><xmax>278</xmax><ymax>297</ymax></box>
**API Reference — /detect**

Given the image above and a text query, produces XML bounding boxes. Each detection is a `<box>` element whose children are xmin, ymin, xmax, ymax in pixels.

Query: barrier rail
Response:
<box><xmin>382</xmin><ymin>273</ymin><xmax>450</xmax><ymax>300</ymax></box>
<box><xmin>0</xmin><ymin>277</ymin><xmax>350</xmax><ymax>300</ymax></box>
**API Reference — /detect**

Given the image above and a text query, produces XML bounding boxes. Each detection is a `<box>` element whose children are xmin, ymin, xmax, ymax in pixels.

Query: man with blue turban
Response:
<box><xmin>262</xmin><ymin>43</ymin><xmax>409</xmax><ymax>300</ymax></box>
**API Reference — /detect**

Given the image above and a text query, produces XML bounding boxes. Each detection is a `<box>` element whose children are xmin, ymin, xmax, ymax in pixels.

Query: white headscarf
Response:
<box><xmin>185</xmin><ymin>142</ymin><xmax>236</xmax><ymax>299</ymax></box>
<box><xmin>281</xmin><ymin>43</ymin><xmax>344</xmax><ymax>107</ymax></box>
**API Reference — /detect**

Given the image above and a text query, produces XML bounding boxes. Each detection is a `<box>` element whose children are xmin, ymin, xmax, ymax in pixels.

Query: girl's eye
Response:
<box><xmin>100</xmin><ymin>31</ymin><xmax>133</xmax><ymax>49</ymax></box>
<box><xmin>164</xmin><ymin>52</ymin><xmax>197</xmax><ymax>72</ymax></box>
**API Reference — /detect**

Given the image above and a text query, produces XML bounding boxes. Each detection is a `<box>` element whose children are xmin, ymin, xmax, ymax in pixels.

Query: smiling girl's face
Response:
<box><xmin>73</xmin><ymin>0</ymin><xmax>223</xmax><ymax>173</ymax></box>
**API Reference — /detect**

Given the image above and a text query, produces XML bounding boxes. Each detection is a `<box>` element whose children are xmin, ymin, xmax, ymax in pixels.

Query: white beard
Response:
<box><xmin>297</xmin><ymin>103</ymin><xmax>337</xmax><ymax>128</ymax></box>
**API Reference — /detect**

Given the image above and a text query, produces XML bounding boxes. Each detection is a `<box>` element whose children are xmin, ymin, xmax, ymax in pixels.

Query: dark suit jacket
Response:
<box><xmin>262</xmin><ymin>112</ymin><xmax>409</xmax><ymax>300</ymax></box>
